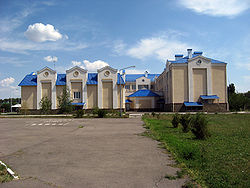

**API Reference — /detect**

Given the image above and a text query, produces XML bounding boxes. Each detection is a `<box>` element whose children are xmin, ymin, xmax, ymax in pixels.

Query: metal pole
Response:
<box><xmin>120</xmin><ymin>71</ymin><xmax>122</xmax><ymax>117</ymax></box>
<box><xmin>10</xmin><ymin>90</ymin><xmax>12</xmax><ymax>113</ymax></box>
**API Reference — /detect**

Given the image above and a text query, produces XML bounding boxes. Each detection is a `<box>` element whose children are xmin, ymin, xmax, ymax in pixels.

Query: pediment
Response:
<box><xmin>37</xmin><ymin>66</ymin><xmax>56</xmax><ymax>75</ymax></box>
<box><xmin>97</xmin><ymin>66</ymin><xmax>117</xmax><ymax>73</ymax></box>
<box><xmin>66</xmin><ymin>66</ymin><xmax>87</xmax><ymax>74</ymax></box>
<box><xmin>188</xmin><ymin>56</ymin><xmax>211</xmax><ymax>64</ymax></box>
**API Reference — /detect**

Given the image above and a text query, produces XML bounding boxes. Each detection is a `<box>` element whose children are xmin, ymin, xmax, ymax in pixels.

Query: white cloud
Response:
<box><xmin>125</xmin><ymin>69</ymin><xmax>147</xmax><ymax>74</ymax></box>
<box><xmin>71</xmin><ymin>61</ymin><xmax>82</xmax><ymax>66</ymax></box>
<box><xmin>0</xmin><ymin>77</ymin><xmax>15</xmax><ymax>87</ymax></box>
<box><xmin>178</xmin><ymin>0</ymin><xmax>250</xmax><ymax>17</ymax></box>
<box><xmin>127</xmin><ymin>35</ymin><xmax>191</xmax><ymax>61</ymax></box>
<box><xmin>83</xmin><ymin>60</ymin><xmax>109</xmax><ymax>72</ymax></box>
<box><xmin>113</xmin><ymin>40</ymin><xmax>126</xmax><ymax>55</ymax></box>
<box><xmin>25</xmin><ymin>23</ymin><xmax>63</xmax><ymax>42</ymax></box>
<box><xmin>44</xmin><ymin>56</ymin><xmax>58</xmax><ymax>62</ymax></box>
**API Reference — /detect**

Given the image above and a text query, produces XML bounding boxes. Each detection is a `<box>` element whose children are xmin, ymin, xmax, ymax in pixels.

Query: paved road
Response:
<box><xmin>0</xmin><ymin>118</ymin><xmax>186</xmax><ymax>188</ymax></box>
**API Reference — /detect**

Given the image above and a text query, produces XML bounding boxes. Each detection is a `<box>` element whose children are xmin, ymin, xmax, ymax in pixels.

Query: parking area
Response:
<box><xmin>0</xmin><ymin>118</ymin><xmax>186</xmax><ymax>188</ymax></box>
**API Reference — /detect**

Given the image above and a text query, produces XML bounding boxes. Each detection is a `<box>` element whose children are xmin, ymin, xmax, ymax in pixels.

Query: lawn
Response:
<box><xmin>142</xmin><ymin>114</ymin><xmax>250</xmax><ymax>188</ymax></box>
<box><xmin>0</xmin><ymin>164</ymin><xmax>13</xmax><ymax>183</ymax></box>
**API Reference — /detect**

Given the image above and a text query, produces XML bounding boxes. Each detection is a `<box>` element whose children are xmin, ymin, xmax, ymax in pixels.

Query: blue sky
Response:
<box><xmin>0</xmin><ymin>0</ymin><xmax>250</xmax><ymax>98</ymax></box>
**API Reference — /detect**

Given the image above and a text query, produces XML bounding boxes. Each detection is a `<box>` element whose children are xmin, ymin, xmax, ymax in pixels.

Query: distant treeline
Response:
<box><xmin>0</xmin><ymin>98</ymin><xmax>21</xmax><ymax>112</ymax></box>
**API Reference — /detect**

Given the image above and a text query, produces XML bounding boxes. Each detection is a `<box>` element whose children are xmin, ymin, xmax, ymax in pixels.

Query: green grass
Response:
<box><xmin>0</xmin><ymin>164</ymin><xmax>13</xmax><ymax>183</ymax></box>
<box><xmin>142</xmin><ymin>114</ymin><xmax>250</xmax><ymax>188</ymax></box>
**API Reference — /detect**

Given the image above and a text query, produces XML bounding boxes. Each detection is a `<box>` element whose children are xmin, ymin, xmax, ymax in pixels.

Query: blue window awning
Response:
<box><xmin>125</xmin><ymin>99</ymin><xmax>132</xmax><ymax>103</ymax></box>
<box><xmin>184</xmin><ymin>102</ymin><xmax>203</xmax><ymax>107</ymax></box>
<box><xmin>71</xmin><ymin>102</ymin><xmax>85</xmax><ymax>106</ymax></box>
<box><xmin>200</xmin><ymin>95</ymin><xmax>219</xmax><ymax>100</ymax></box>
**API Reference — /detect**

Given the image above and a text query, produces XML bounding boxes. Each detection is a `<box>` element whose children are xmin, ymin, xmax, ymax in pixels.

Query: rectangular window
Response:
<box><xmin>125</xmin><ymin>85</ymin><xmax>130</xmax><ymax>90</ymax></box>
<box><xmin>74</xmin><ymin>92</ymin><xmax>81</xmax><ymax>99</ymax></box>
<box><xmin>132</xmin><ymin>85</ymin><xmax>136</xmax><ymax>90</ymax></box>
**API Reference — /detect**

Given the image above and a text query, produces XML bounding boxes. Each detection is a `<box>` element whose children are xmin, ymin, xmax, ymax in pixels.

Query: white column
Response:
<box><xmin>37</xmin><ymin>81</ymin><xmax>41</xmax><ymax>109</ymax></box>
<box><xmin>207</xmin><ymin>66</ymin><xmax>212</xmax><ymax>95</ymax></box>
<box><xmin>113</xmin><ymin>80</ymin><xmax>118</xmax><ymax>109</ymax></box>
<box><xmin>188</xmin><ymin>64</ymin><xmax>194</xmax><ymax>102</ymax></box>
<box><xmin>51</xmin><ymin>77</ymin><xmax>56</xmax><ymax>109</ymax></box>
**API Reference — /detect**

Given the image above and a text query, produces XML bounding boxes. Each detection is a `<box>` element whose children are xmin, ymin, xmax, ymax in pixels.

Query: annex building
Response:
<box><xmin>19</xmin><ymin>49</ymin><xmax>228</xmax><ymax>112</ymax></box>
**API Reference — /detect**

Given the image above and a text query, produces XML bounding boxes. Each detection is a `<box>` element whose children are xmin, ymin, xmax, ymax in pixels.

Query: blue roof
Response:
<box><xmin>71</xmin><ymin>102</ymin><xmax>85</xmax><ymax>106</ymax></box>
<box><xmin>18</xmin><ymin>74</ymin><xmax>37</xmax><ymax>86</ymax></box>
<box><xmin>56</xmin><ymin>74</ymin><xmax>66</xmax><ymax>85</ymax></box>
<box><xmin>169</xmin><ymin>52</ymin><xmax>226</xmax><ymax>64</ymax></box>
<box><xmin>200</xmin><ymin>95</ymin><xmax>219</xmax><ymax>99</ymax></box>
<box><xmin>125</xmin><ymin>99</ymin><xmax>132</xmax><ymax>103</ymax></box>
<box><xmin>184</xmin><ymin>102</ymin><xmax>203</xmax><ymax>107</ymax></box>
<box><xmin>125</xmin><ymin>74</ymin><xmax>160</xmax><ymax>82</ymax></box>
<box><xmin>128</xmin><ymin>89</ymin><xmax>160</xmax><ymax>97</ymax></box>
<box><xmin>87</xmin><ymin>73</ymin><xmax>98</xmax><ymax>85</ymax></box>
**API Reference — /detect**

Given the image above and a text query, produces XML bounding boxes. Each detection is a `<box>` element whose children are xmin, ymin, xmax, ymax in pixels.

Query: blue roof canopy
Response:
<box><xmin>128</xmin><ymin>89</ymin><xmax>160</xmax><ymax>97</ymax></box>
<box><xmin>86</xmin><ymin>73</ymin><xmax>98</xmax><ymax>85</ymax></box>
<box><xmin>125</xmin><ymin>74</ymin><xmax>159</xmax><ymax>82</ymax></box>
<box><xmin>125</xmin><ymin>99</ymin><xmax>132</xmax><ymax>103</ymax></box>
<box><xmin>184</xmin><ymin>102</ymin><xmax>203</xmax><ymax>107</ymax></box>
<box><xmin>18</xmin><ymin>74</ymin><xmax>37</xmax><ymax>86</ymax></box>
<box><xmin>56</xmin><ymin>74</ymin><xmax>66</xmax><ymax>85</ymax></box>
<box><xmin>200</xmin><ymin>95</ymin><xmax>219</xmax><ymax>100</ymax></box>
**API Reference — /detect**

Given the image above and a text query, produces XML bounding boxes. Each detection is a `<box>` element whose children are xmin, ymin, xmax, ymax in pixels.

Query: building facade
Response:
<box><xmin>19</xmin><ymin>49</ymin><xmax>228</xmax><ymax>112</ymax></box>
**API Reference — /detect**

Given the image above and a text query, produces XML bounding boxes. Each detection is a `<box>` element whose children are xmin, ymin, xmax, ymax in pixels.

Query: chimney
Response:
<box><xmin>187</xmin><ymin>49</ymin><xmax>192</xmax><ymax>59</ymax></box>
<box><xmin>144</xmin><ymin>70</ymin><xmax>148</xmax><ymax>78</ymax></box>
<box><xmin>175</xmin><ymin>54</ymin><xmax>183</xmax><ymax>61</ymax></box>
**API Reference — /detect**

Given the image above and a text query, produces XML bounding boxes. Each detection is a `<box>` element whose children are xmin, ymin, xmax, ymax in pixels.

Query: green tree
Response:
<box><xmin>39</xmin><ymin>96</ymin><xmax>52</xmax><ymax>114</ymax></box>
<box><xmin>57</xmin><ymin>86</ymin><xmax>72</xmax><ymax>113</ymax></box>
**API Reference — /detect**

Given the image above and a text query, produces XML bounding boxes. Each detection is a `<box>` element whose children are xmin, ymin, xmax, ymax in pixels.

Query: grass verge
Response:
<box><xmin>0</xmin><ymin>164</ymin><xmax>13</xmax><ymax>183</ymax></box>
<box><xmin>142</xmin><ymin>114</ymin><xmax>250</xmax><ymax>188</ymax></box>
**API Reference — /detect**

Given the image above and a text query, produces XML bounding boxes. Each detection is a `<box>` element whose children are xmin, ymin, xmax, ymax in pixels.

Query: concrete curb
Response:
<box><xmin>0</xmin><ymin>160</ymin><xmax>19</xmax><ymax>180</ymax></box>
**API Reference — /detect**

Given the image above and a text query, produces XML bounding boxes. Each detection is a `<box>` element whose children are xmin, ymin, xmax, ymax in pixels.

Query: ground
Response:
<box><xmin>0</xmin><ymin>118</ymin><xmax>186</xmax><ymax>188</ymax></box>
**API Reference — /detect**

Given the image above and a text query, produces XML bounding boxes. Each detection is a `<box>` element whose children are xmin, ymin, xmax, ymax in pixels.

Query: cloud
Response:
<box><xmin>83</xmin><ymin>60</ymin><xmax>109</xmax><ymax>72</ymax></box>
<box><xmin>125</xmin><ymin>69</ymin><xmax>147</xmax><ymax>74</ymax></box>
<box><xmin>0</xmin><ymin>77</ymin><xmax>15</xmax><ymax>87</ymax></box>
<box><xmin>72</xmin><ymin>61</ymin><xmax>82</xmax><ymax>66</ymax></box>
<box><xmin>44</xmin><ymin>56</ymin><xmax>58</xmax><ymax>62</ymax></box>
<box><xmin>127</xmin><ymin>35</ymin><xmax>192</xmax><ymax>61</ymax></box>
<box><xmin>178</xmin><ymin>0</ymin><xmax>250</xmax><ymax>17</ymax></box>
<box><xmin>25</xmin><ymin>23</ymin><xmax>63</xmax><ymax>42</ymax></box>
<box><xmin>112</xmin><ymin>40</ymin><xmax>126</xmax><ymax>55</ymax></box>
<box><xmin>0</xmin><ymin>38</ymin><xmax>87</xmax><ymax>54</ymax></box>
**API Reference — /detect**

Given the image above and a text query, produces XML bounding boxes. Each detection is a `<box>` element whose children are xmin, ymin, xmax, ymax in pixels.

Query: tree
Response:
<box><xmin>39</xmin><ymin>96</ymin><xmax>52</xmax><ymax>114</ymax></box>
<box><xmin>228</xmin><ymin>83</ymin><xmax>235</xmax><ymax>96</ymax></box>
<box><xmin>57</xmin><ymin>86</ymin><xmax>72</xmax><ymax>113</ymax></box>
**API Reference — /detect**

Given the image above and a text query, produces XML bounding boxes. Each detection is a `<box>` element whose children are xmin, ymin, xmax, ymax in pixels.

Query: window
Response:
<box><xmin>151</xmin><ymin>85</ymin><xmax>154</xmax><ymax>89</ymax></box>
<box><xmin>138</xmin><ymin>85</ymin><xmax>149</xmax><ymax>90</ymax></box>
<box><xmin>74</xmin><ymin>92</ymin><xmax>81</xmax><ymax>99</ymax></box>
<box><xmin>132</xmin><ymin>85</ymin><xmax>136</xmax><ymax>90</ymax></box>
<box><xmin>125</xmin><ymin>85</ymin><xmax>130</xmax><ymax>90</ymax></box>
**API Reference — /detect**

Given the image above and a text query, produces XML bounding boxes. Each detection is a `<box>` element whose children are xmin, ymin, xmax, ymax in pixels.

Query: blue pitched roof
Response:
<box><xmin>18</xmin><ymin>74</ymin><xmax>37</xmax><ymax>86</ymax></box>
<box><xmin>87</xmin><ymin>73</ymin><xmax>98</xmax><ymax>85</ymax></box>
<box><xmin>169</xmin><ymin>52</ymin><xmax>226</xmax><ymax>64</ymax></box>
<box><xmin>128</xmin><ymin>89</ymin><xmax>160</xmax><ymax>97</ymax></box>
<box><xmin>56</xmin><ymin>74</ymin><xmax>66</xmax><ymax>85</ymax></box>
<box><xmin>125</xmin><ymin>74</ymin><xmax>160</xmax><ymax>82</ymax></box>
<box><xmin>200</xmin><ymin>95</ymin><xmax>219</xmax><ymax>100</ymax></box>
<box><xmin>184</xmin><ymin>102</ymin><xmax>203</xmax><ymax>107</ymax></box>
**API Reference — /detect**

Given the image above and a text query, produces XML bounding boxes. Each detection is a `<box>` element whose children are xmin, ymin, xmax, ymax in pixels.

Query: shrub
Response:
<box><xmin>172</xmin><ymin>113</ymin><xmax>180</xmax><ymax>128</ymax></box>
<box><xmin>57</xmin><ymin>86</ymin><xmax>72</xmax><ymax>113</ymax></box>
<box><xmin>191</xmin><ymin>113</ymin><xmax>210</xmax><ymax>140</ymax></box>
<box><xmin>151</xmin><ymin>112</ymin><xmax>156</xmax><ymax>117</ymax></box>
<box><xmin>92</xmin><ymin>107</ymin><xmax>99</xmax><ymax>115</ymax></box>
<box><xmin>180</xmin><ymin>114</ymin><xmax>192</xmax><ymax>133</ymax></box>
<box><xmin>75</xmin><ymin>109</ymin><xmax>84</xmax><ymax>118</ymax></box>
<box><xmin>39</xmin><ymin>97</ymin><xmax>52</xmax><ymax>114</ymax></box>
<box><xmin>97</xmin><ymin>109</ymin><xmax>106</xmax><ymax>118</ymax></box>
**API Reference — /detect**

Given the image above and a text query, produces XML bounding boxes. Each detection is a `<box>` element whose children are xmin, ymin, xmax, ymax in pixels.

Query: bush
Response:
<box><xmin>97</xmin><ymin>109</ymin><xmax>106</xmax><ymax>118</ymax></box>
<box><xmin>172</xmin><ymin>113</ymin><xmax>180</xmax><ymax>128</ymax></box>
<box><xmin>39</xmin><ymin>96</ymin><xmax>52</xmax><ymax>114</ymax></box>
<box><xmin>151</xmin><ymin>112</ymin><xmax>156</xmax><ymax>117</ymax></box>
<box><xmin>75</xmin><ymin>109</ymin><xmax>84</xmax><ymax>118</ymax></box>
<box><xmin>92</xmin><ymin>107</ymin><xmax>99</xmax><ymax>115</ymax></box>
<box><xmin>191</xmin><ymin>113</ymin><xmax>210</xmax><ymax>140</ymax></box>
<box><xmin>180</xmin><ymin>114</ymin><xmax>192</xmax><ymax>133</ymax></box>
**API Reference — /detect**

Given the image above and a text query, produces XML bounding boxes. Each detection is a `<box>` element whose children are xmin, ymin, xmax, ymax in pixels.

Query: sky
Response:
<box><xmin>0</xmin><ymin>0</ymin><xmax>250</xmax><ymax>99</ymax></box>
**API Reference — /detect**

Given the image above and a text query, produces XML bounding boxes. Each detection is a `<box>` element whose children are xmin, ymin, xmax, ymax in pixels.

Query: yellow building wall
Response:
<box><xmin>71</xmin><ymin>82</ymin><xmax>82</xmax><ymax>103</ymax></box>
<box><xmin>212</xmin><ymin>66</ymin><xmax>226</xmax><ymax>103</ymax></box>
<box><xmin>56</xmin><ymin>86</ymin><xmax>64</xmax><ymax>108</ymax></box>
<box><xmin>193</xmin><ymin>69</ymin><xmax>207</xmax><ymax>101</ymax></box>
<box><xmin>102</xmin><ymin>81</ymin><xmax>113</xmax><ymax>108</ymax></box>
<box><xmin>117</xmin><ymin>85</ymin><xmax>124</xmax><ymax>108</ymax></box>
<box><xmin>173</xmin><ymin>66</ymin><xmax>188</xmax><ymax>103</ymax></box>
<box><xmin>42</xmin><ymin>82</ymin><xmax>51</xmax><ymax>100</ymax></box>
<box><xmin>87</xmin><ymin>85</ymin><xmax>97</xmax><ymax>108</ymax></box>
<box><xmin>139</xmin><ymin>98</ymin><xmax>152</xmax><ymax>108</ymax></box>
<box><xmin>21</xmin><ymin>86</ymin><xmax>37</xmax><ymax>109</ymax></box>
